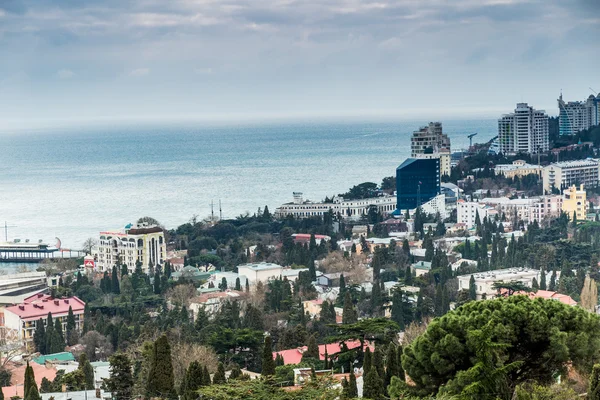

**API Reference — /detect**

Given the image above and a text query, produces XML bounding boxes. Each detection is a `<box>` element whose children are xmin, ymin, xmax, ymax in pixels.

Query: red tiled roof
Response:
<box><xmin>498</xmin><ymin>289</ymin><xmax>577</xmax><ymax>306</ymax></box>
<box><xmin>5</xmin><ymin>296</ymin><xmax>85</xmax><ymax>321</ymax></box>
<box><xmin>273</xmin><ymin>340</ymin><xmax>373</xmax><ymax>365</ymax></box>
<box><xmin>2</xmin><ymin>362</ymin><xmax>57</xmax><ymax>398</ymax></box>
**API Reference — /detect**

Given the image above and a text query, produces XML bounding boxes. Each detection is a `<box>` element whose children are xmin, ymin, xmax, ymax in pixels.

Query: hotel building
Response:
<box><xmin>542</xmin><ymin>159</ymin><xmax>599</xmax><ymax>193</ymax></box>
<box><xmin>558</xmin><ymin>93</ymin><xmax>600</xmax><ymax>136</ymax></box>
<box><xmin>410</xmin><ymin>122</ymin><xmax>451</xmax><ymax>156</ymax></box>
<box><xmin>498</xmin><ymin>103</ymin><xmax>549</xmax><ymax>154</ymax></box>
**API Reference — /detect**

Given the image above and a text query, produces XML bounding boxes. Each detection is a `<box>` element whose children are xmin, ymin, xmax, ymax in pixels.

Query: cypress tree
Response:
<box><xmin>390</xmin><ymin>291</ymin><xmax>404</xmax><ymax>329</ymax></box>
<box><xmin>304</xmin><ymin>334</ymin><xmax>320</xmax><ymax>360</ymax></box>
<box><xmin>24</xmin><ymin>363</ymin><xmax>40</xmax><ymax>400</ymax></box>
<box><xmin>212</xmin><ymin>363</ymin><xmax>226</xmax><ymax>384</ymax></box>
<box><xmin>338</xmin><ymin>274</ymin><xmax>346</xmax><ymax>305</ymax></box>
<box><xmin>262</xmin><ymin>336</ymin><xmax>276</xmax><ymax>376</ymax></box>
<box><xmin>235</xmin><ymin>277</ymin><xmax>241</xmax><ymax>291</ymax></box>
<box><xmin>245</xmin><ymin>279</ymin><xmax>250</xmax><ymax>293</ymax></box>
<box><xmin>342</xmin><ymin>292</ymin><xmax>357</xmax><ymax>324</ymax></box>
<box><xmin>323</xmin><ymin>347</ymin><xmax>329</xmax><ymax>369</ymax></box>
<box><xmin>397</xmin><ymin>345</ymin><xmax>405</xmax><ymax>380</ymax></box>
<box><xmin>589</xmin><ymin>364</ymin><xmax>600</xmax><ymax>400</ymax></box>
<box><xmin>373</xmin><ymin>348</ymin><xmax>384</xmax><ymax>382</ymax></box>
<box><xmin>532</xmin><ymin>277</ymin><xmax>539</xmax><ymax>291</ymax></box>
<box><xmin>540</xmin><ymin>268</ymin><xmax>547</xmax><ymax>290</ymax></box>
<box><xmin>33</xmin><ymin>318</ymin><xmax>46</xmax><ymax>354</ymax></box>
<box><xmin>308</xmin><ymin>258</ymin><xmax>316</xmax><ymax>281</ymax></box>
<box><xmin>363</xmin><ymin>347</ymin><xmax>372</xmax><ymax>375</ymax></box>
<box><xmin>202</xmin><ymin>366</ymin><xmax>211</xmax><ymax>386</ymax></box>
<box><xmin>405</xmin><ymin>266</ymin><xmax>413</xmax><ymax>285</ymax></box>
<box><xmin>363</xmin><ymin>368</ymin><xmax>384</xmax><ymax>400</ymax></box>
<box><xmin>346</xmin><ymin>371</ymin><xmax>358</xmax><ymax>398</ymax></box>
<box><xmin>79</xmin><ymin>353</ymin><xmax>94</xmax><ymax>390</ymax></box>
<box><xmin>111</xmin><ymin>265</ymin><xmax>120</xmax><ymax>294</ymax></box>
<box><xmin>153</xmin><ymin>271</ymin><xmax>161</xmax><ymax>294</ymax></box>
<box><xmin>469</xmin><ymin>275</ymin><xmax>477</xmax><ymax>300</ymax></box>
<box><xmin>384</xmin><ymin>345</ymin><xmax>398</xmax><ymax>387</ymax></box>
<box><xmin>147</xmin><ymin>335</ymin><xmax>176</xmax><ymax>399</ymax></box>
<box><xmin>53</xmin><ymin>318</ymin><xmax>65</xmax><ymax>352</ymax></box>
<box><xmin>550</xmin><ymin>270</ymin><xmax>557</xmax><ymax>291</ymax></box>
<box><xmin>229</xmin><ymin>364</ymin><xmax>242</xmax><ymax>380</ymax></box>
<box><xmin>66</xmin><ymin>306</ymin><xmax>77</xmax><ymax>346</ymax></box>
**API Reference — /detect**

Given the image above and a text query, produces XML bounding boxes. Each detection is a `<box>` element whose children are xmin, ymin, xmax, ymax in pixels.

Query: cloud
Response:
<box><xmin>129</xmin><ymin>68</ymin><xmax>150</xmax><ymax>77</ymax></box>
<box><xmin>57</xmin><ymin>69</ymin><xmax>74</xmax><ymax>79</ymax></box>
<box><xmin>194</xmin><ymin>67</ymin><xmax>212</xmax><ymax>74</ymax></box>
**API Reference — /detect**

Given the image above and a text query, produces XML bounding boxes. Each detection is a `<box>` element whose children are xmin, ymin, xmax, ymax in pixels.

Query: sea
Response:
<box><xmin>0</xmin><ymin>118</ymin><xmax>496</xmax><ymax>270</ymax></box>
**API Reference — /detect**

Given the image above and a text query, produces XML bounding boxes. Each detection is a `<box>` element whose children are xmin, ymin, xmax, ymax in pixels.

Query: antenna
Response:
<box><xmin>4</xmin><ymin>221</ymin><xmax>17</xmax><ymax>242</ymax></box>
<box><xmin>590</xmin><ymin>87</ymin><xmax>597</xmax><ymax>96</ymax></box>
<box><xmin>219</xmin><ymin>200</ymin><xmax>223</xmax><ymax>220</ymax></box>
<box><xmin>210</xmin><ymin>200</ymin><xmax>215</xmax><ymax>222</ymax></box>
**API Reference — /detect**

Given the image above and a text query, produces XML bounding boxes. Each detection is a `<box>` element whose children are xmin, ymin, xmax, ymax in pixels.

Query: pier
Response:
<box><xmin>0</xmin><ymin>242</ymin><xmax>85</xmax><ymax>263</ymax></box>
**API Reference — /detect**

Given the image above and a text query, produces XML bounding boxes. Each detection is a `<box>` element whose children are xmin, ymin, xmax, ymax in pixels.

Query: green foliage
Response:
<box><xmin>363</xmin><ymin>368</ymin><xmax>384</xmax><ymax>400</ymax></box>
<box><xmin>512</xmin><ymin>382</ymin><xmax>578</xmax><ymax>400</ymax></box>
<box><xmin>106</xmin><ymin>353</ymin><xmax>134</xmax><ymax>400</ymax></box>
<box><xmin>590</xmin><ymin>364</ymin><xmax>600</xmax><ymax>400</ymax></box>
<box><xmin>402</xmin><ymin>296</ymin><xmax>600</xmax><ymax>396</ymax></box>
<box><xmin>147</xmin><ymin>335</ymin><xmax>176</xmax><ymax>399</ymax></box>
<box><xmin>196</xmin><ymin>377</ymin><xmax>340</xmax><ymax>400</ymax></box>
<box><xmin>212</xmin><ymin>363</ymin><xmax>227</xmax><ymax>384</ymax></box>
<box><xmin>78</xmin><ymin>353</ymin><xmax>94</xmax><ymax>390</ymax></box>
<box><xmin>262</xmin><ymin>336</ymin><xmax>276</xmax><ymax>376</ymax></box>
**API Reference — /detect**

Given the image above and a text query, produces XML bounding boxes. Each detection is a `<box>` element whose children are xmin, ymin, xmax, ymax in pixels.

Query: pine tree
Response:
<box><xmin>147</xmin><ymin>335</ymin><xmax>176</xmax><ymax>399</ymax></box>
<box><xmin>66</xmin><ymin>306</ymin><xmax>77</xmax><ymax>346</ymax></box>
<box><xmin>363</xmin><ymin>368</ymin><xmax>384</xmax><ymax>400</ymax></box>
<box><xmin>33</xmin><ymin>318</ymin><xmax>46</xmax><ymax>354</ymax></box>
<box><xmin>106</xmin><ymin>353</ymin><xmax>133</xmax><ymax>400</ymax></box>
<box><xmin>384</xmin><ymin>345</ymin><xmax>398</xmax><ymax>387</ymax></box>
<box><xmin>342</xmin><ymin>292</ymin><xmax>357</xmax><ymax>324</ymax></box>
<box><xmin>589</xmin><ymin>364</ymin><xmax>600</xmax><ymax>400</ymax></box>
<box><xmin>79</xmin><ymin>353</ymin><xmax>95</xmax><ymax>390</ymax></box>
<box><xmin>212</xmin><ymin>363</ymin><xmax>226</xmax><ymax>384</ymax></box>
<box><xmin>261</xmin><ymin>336</ymin><xmax>276</xmax><ymax>376</ymax></box>
<box><xmin>363</xmin><ymin>347</ymin><xmax>372</xmax><ymax>375</ymax></box>
<box><xmin>111</xmin><ymin>265</ymin><xmax>120</xmax><ymax>294</ymax></box>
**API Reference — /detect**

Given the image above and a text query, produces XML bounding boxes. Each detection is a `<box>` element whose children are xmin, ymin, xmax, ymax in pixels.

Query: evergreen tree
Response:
<box><xmin>202</xmin><ymin>366</ymin><xmax>211</xmax><ymax>386</ymax></box>
<box><xmin>540</xmin><ymin>269</ymin><xmax>547</xmax><ymax>290</ymax></box>
<box><xmin>305</xmin><ymin>334</ymin><xmax>320</xmax><ymax>359</ymax></box>
<box><xmin>363</xmin><ymin>347</ymin><xmax>372</xmax><ymax>375</ymax></box>
<box><xmin>363</xmin><ymin>368</ymin><xmax>384</xmax><ymax>400</ymax></box>
<box><xmin>308</xmin><ymin>258</ymin><xmax>317</xmax><ymax>281</ymax></box>
<box><xmin>212</xmin><ymin>363</ymin><xmax>226</xmax><ymax>384</ymax></box>
<box><xmin>549</xmin><ymin>270</ymin><xmax>557</xmax><ymax>291</ymax></box>
<box><xmin>342</xmin><ymin>292</ymin><xmax>358</xmax><ymax>324</ymax></box>
<box><xmin>53</xmin><ymin>318</ymin><xmax>65</xmax><ymax>352</ymax></box>
<box><xmin>397</xmin><ymin>345</ymin><xmax>405</xmax><ymax>380</ymax></box>
<box><xmin>405</xmin><ymin>266</ymin><xmax>413</xmax><ymax>285</ymax></box>
<box><xmin>66</xmin><ymin>306</ymin><xmax>78</xmax><ymax>346</ymax></box>
<box><xmin>79</xmin><ymin>353</ymin><xmax>94</xmax><ymax>390</ymax></box>
<box><xmin>469</xmin><ymin>275</ymin><xmax>477</xmax><ymax>301</ymax></box>
<box><xmin>106</xmin><ymin>353</ymin><xmax>133</xmax><ymax>400</ymax></box>
<box><xmin>24</xmin><ymin>362</ymin><xmax>40</xmax><ymax>400</ymax></box>
<box><xmin>385</xmin><ymin>345</ymin><xmax>398</xmax><ymax>387</ymax></box>
<box><xmin>147</xmin><ymin>335</ymin><xmax>176</xmax><ymax>399</ymax></box>
<box><xmin>373</xmin><ymin>348</ymin><xmax>384</xmax><ymax>382</ymax></box>
<box><xmin>531</xmin><ymin>277</ymin><xmax>539</xmax><ymax>291</ymax></box>
<box><xmin>229</xmin><ymin>364</ymin><xmax>242</xmax><ymax>380</ymax></box>
<box><xmin>338</xmin><ymin>274</ymin><xmax>346</xmax><ymax>305</ymax></box>
<box><xmin>390</xmin><ymin>291</ymin><xmax>405</xmax><ymax>329</ymax></box>
<box><xmin>261</xmin><ymin>336</ymin><xmax>276</xmax><ymax>376</ymax></box>
<box><xmin>589</xmin><ymin>364</ymin><xmax>600</xmax><ymax>400</ymax></box>
<box><xmin>153</xmin><ymin>271</ymin><xmax>161</xmax><ymax>295</ymax></box>
<box><xmin>343</xmin><ymin>371</ymin><xmax>358</xmax><ymax>399</ymax></box>
<box><xmin>219</xmin><ymin>277</ymin><xmax>228</xmax><ymax>291</ymax></box>
<box><xmin>111</xmin><ymin>265</ymin><xmax>120</xmax><ymax>294</ymax></box>
<box><xmin>33</xmin><ymin>318</ymin><xmax>46</xmax><ymax>354</ymax></box>
<box><xmin>235</xmin><ymin>277</ymin><xmax>241</xmax><ymax>291</ymax></box>
<box><xmin>245</xmin><ymin>279</ymin><xmax>250</xmax><ymax>293</ymax></box>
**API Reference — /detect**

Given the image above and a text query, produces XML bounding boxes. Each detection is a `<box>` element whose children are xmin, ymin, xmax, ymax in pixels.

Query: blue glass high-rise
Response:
<box><xmin>396</xmin><ymin>158</ymin><xmax>440</xmax><ymax>211</ymax></box>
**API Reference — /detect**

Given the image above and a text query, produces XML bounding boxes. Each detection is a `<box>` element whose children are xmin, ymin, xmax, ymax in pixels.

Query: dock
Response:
<box><xmin>0</xmin><ymin>242</ymin><xmax>85</xmax><ymax>263</ymax></box>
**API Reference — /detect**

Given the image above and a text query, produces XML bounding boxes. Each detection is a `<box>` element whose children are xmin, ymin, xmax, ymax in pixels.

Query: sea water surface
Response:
<box><xmin>0</xmin><ymin>119</ymin><xmax>496</xmax><ymax>252</ymax></box>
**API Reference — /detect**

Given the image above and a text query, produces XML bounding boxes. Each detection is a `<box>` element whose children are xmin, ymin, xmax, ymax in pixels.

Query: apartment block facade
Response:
<box><xmin>498</xmin><ymin>103</ymin><xmax>549</xmax><ymax>154</ymax></box>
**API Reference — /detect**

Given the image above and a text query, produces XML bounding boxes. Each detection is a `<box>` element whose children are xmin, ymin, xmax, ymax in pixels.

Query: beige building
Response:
<box><xmin>416</xmin><ymin>150</ymin><xmax>451</xmax><ymax>177</ymax></box>
<box><xmin>494</xmin><ymin>160</ymin><xmax>542</xmax><ymax>179</ymax></box>
<box><xmin>457</xmin><ymin>268</ymin><xmax>543</xmax><ymax>300</ymax></box>
<box><xmin>410</xmin><ymin>122</ymin><xmax>451</xmax><ymax>156</ymax></box>
<box><xmin>529</xmin><ymin>195</ymin><xmax>563</xmax><ymax>223</ymax></box>
<box><xmin>562</xmin><ymin>185</ymin><xmax>587</xmax><ymax>221</ymax></box>
<box><xmin>92</xmin><ymin>223</ymin><xmax>166</xmax><ymax>273</ymax></box>
<box><xmin>543</xmin><ymin>159</ymin><xmax>599</xmax><ymax>193</ymax></box>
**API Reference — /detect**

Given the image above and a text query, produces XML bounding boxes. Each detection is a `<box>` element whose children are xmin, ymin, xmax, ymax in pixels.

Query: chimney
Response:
<box><xmin>54</xmin><ymin>300</ymin><xmax>59</xmax><ymax>306</ymax></box>
<box><xmin>18</xmin><ymin>305</ymin><xmax>25</xmax><ymax>310</ymax></box>
<box><xmin>62</xmin><ymin>384</ymin><xmax>66</xmax><ymax>393</ymax></box>
<box><xmin>95</xmin><ymin>389</ymin><xmax>101</xmax><ymax>398</ymax></box>
<box><xmin>64</xmin><ymin>299</ymin><xmax>69</xmax><ymax>304</ymax></box>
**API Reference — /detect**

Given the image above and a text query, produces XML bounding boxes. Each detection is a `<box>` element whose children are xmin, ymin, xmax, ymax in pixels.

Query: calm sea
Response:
<box><xmin>0</xmin><ymin>119</ymin><xmax>496</xmax><ymax>256</ymax></box>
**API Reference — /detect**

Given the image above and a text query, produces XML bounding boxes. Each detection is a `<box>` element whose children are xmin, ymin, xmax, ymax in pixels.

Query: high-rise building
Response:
<box><xmin>396</xmin><ymin>158</ymin><xmax>440</xmax><ymax>211</ymax></box>
<box><xmin>410</xmin><ymin>122</ymin><xmax>450</xmax><ymax>156</ymax></box>
<box><xmin>558</xmin><ymin>93</ymin><xmax>600</xmax><ymax>136</ymax></box>
<box><xmin>415</xmin><ymin>150</ymin><xmax>451</xmax><ymax>177</ymax></box>
<box><xmin>498</xmin><ymin>103</ymin><xmax>549</xmax><ymax>155</ymax></box>
<box><xmin>542</xmin><ymin>159</ymin><xmax>599</xmax><ymax>193</ymax></box>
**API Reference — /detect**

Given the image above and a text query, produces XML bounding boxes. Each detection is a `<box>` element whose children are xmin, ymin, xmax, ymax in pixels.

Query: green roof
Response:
<box><xmin>33</xmin><ymin>352</ymin><xmax>75</xmax><ymax>364</ymax></box>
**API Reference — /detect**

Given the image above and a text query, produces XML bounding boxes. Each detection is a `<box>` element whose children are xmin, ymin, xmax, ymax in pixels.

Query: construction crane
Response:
<box><xmin>591</xmin><ymin>87</ymin><xmax>598</xmax><ymax>96</ymax></box>
<box><xmin>468</xmin><ymin>133</ymin><xmax>478</xmax><ymax>149</ymax></box>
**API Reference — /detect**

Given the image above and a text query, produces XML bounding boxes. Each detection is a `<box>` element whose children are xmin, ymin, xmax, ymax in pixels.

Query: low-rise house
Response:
<box><xmin>273</xmin><ymin>340</ymin><xmax>373</xmax><ymax>366</ymax></box>
<box><xmin>302</xmin><ymin>299</ymin><xmax>324</xmax><ymax>317</ymax></box>
<box><xmin>2</xmin><ymin>361</ymin><xmax>58</xmax><ymax>398</ymax></box>
<box><xmin>316</xmin><ymin>273</ymin><xmax>343</xmax><ymax>288</ymax></box>
<box><xmin>411</xmin><ymin>261</ymin><xmax>432</xmax><ymax>277</ymax></box>
<box><xmin>451</xmin><ymin>258</ymin><xmax>478</xmax><ymax>272</ymax></box>
<box><xmin>189</xmin><ymin>290</ymin><xmax>244</xmax><ymax>319</ymax></box>
<box><xmin>292</xmin><ymin>234</ymin><xmax>331</xmax><ymax>245</ymax></box>
<box><xmin>237</xmin><ymin>262</ymin><xmax>284</xmax><ymax>284</ymax></box>
<box><xmin>457</xmin><ymin>268</ymin><xmax>549</xmax><ymax>300</ymax></box>
<box><xmin>171</xmin><ymin>266</ymin><xmax>212</xmax><ymax>283</ymax></box>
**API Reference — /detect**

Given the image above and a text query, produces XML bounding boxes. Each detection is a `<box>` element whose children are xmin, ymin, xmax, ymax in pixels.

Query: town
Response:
<box><xmin>1</xmin><ymin>92</ymin><xmax>600</xmax><ymax>400</ymax></box>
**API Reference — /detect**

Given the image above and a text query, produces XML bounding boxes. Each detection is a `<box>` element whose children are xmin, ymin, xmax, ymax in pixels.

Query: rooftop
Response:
<box><xmin>5</xmin><ymin>295</ymin><xmax>85</xmax><ymax>321</ymax></box>
<box><xmin>33</xmin><ymin>352</ymin><xmax>75</xmax><ymax>365</ymax></box>
<box><xmin>237</xmin><ymin>262</ymin><xmax>283</xmax><ymax>271</ymax></box>
<box><xmin>412</xmin><ymin>261</ymin><xmax>432</xmax><ymax>270</ymax></box>
<box><xmin>273</xmin><ymin>340</ymin><xmax>372</xmax><ymax>365</ymax></box>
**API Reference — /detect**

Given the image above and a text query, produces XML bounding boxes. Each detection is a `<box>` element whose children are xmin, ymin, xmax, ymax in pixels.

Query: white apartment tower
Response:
<box><xmin>498</xmin><ymin>103</ymin><xmax>549</xmax><ymax>155</ymax></box>
<box><xmin>410</xmin><ymin>122</ymin><xmax>451</xmax><ymax>156</ymax></box>
<box><xmin>558</xmin><ymin>93</ymin><xmax>600</xmax><ymax>136</ymax></box>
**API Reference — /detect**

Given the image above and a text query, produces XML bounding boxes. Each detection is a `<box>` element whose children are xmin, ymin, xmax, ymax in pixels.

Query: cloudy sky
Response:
<box><xmin>0</xmin><ymin>0</ymin><xmax>598</xmax><ymax>127</ymax></box>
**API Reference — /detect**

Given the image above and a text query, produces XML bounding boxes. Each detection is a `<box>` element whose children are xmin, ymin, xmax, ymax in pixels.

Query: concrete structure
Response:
<box><xmin>189</xmin><ymin>290</ymin><xmax>243</xmax><ymax>318</ymax></box>
<box><xmin>457</xmin><ymin>200</ymin><xmax>496</xmax><ymax>229</ymax></box>
<box><xmin>2</xmin><ymin>294</ymin><xmax>85</xmax><ymax>349</ymax></box>
<box><xmin>529</xmin><ymin>195</ymin><xmax>563</xmax><ymax>223</ymax></box>
<box><xmin>274</xmin><ymin>193</ymin><xmax>396</xmax><ymax>220</ymax></box>
<box><xmin>480</xmin><ymin>197</ymin><xmax>538</xmax><ymax>222</ymax></box>
<box><xmin>92</xmin><ymin>222</ymin><xmax>166</xmax><ymax>273</ymax></box>
<box><xmin>494</xmin><ymin>160</ymin><xmax>542</xmax><ymax>179</ymax></box>
<box><xmin>0</xmin><ymin>272</ymin><xmax>59</xmax><ymax>306</ymax></box>
<box><xmin>457</xmin><ymin>268</ymin><xmax>543</xmax><ymax>300</ymax></box>
<box><xmin>418</xmin><ymin>194</ymin><xmax>447</xmax><ymax>219</ymax></box>
<box><xmin>410</xmin><ymin>261</ymin><xmax>431</xmax><ymax>277</ymax></box>
<box><xmin>562</xmin><ymin>185</ymin><xmax>587</xmax><ymax>221</ymax></box>
<box><xmin>416</xmin><ymin>150</ymin><xmax>451</xmax><ymax>177</ymax></box>
<box><xmin>236</xmin><ymin>262</ymin><xmax>284</xmax><ymax>284</ymax></box>
<box><xmin>410</xmin><ymin>122</ymin><xmax>451</xmax><ymax>156</ymax></box>
<box><xmin>542</xmin><ymin>159</ymin><xmax>599</xmax><ymax>193</ymax></box>
<box><xmin>558</xmin><ymin>92</ymin><xmax>600</xmax><ymax>136</ymax></box>
<box><xmin>396</xmin><ymin>158</ymin><xmax>440</xmax><ymax>211</ymax></box>
<box><xmin>41</xmin><ymin>390</ymin><xmax>111</xmax><ymax>400</ymax></box>
<box><xmin>498</xmin><ymin>103</ymin><xmax>549</xmax><ymax>154</ymax></box>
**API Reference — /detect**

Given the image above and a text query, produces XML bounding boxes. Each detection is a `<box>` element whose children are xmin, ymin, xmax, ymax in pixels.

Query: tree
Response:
<box><xmin>106</xmin><ymin>353</ymin><xmax>133</xmax><ymax>400</ymax></box>
<box><xmin>402</xmin><ymin>296</ymin><xmax>600</xmax><ymax>396</ymax></box>
<box><xmin>235</xmin><ymin>277</ymin><xmax>241</xmax><ymax>291</ymax></box>
<box><xmin>261</xmin><ymin>336</ymin><xmax>276</xmax><ymax>376</ymax></box>
<box><xmin>82</xmin><ymin>238</ymin><xmax>97</xmax><ymax>255</ymax></box>
<box><xmin>53</xmin><ymin>318</ymin><xmax>65</xmax><ymax>352</ymax></box>
<box><xmin>154</xmin><ymin>271</ymin><xmax>161</xmax><ymax>295</ymax></box>
<box><xmin>78</xmin><ymin>353</ymin><xmax>94</xmax><ymax>390</ymax></box>
<box><xmin>363</xmin><ymin>347</ymin><xmax>372</xmax><ymax>376</ymax></box>
<box><xmin>304</xmin><ymin>334</ymin><xmax>319</xmax><ymax>360</ymax></box>
<box><xmin>469</xmin><ymin>275</ymin><xmax>477</xmax><ymax>301</ymax></box>
<box><xmin>147</xmin><ymin>335</ymin><xmax>176</xmax><ymax>399</ymax></box>
<box><xmin>212</xmin><ymin>363</ymin><xmax>226</xmax><ymax>384</ymax></box>
<box><xmin>344</xmin><ymin>371</ymin><xmax>358</xmax><ymax>399</ymax></box>
<box><xmin>219</xmin><ymin>277</ymin><xmax>228</xmax><ymax>291</ymax></box>
<box><xmin>540</xmin><ymin>269</ymin><xmax>547</xmax><ymax>290</ymax></box>
<box><xmin>308</xmin><ymin>258</ymin><xmax>317</xmax><ymax>281</ymax></box>
<box><xmin>24</xmin><ymin>362</ymin><xmax>40</xmax><ymax>400</ymax></box>
<box><xmin>33</xmin><ymin>318</ymin><xmax>46</xmax><ymax>354</ymax></box>
<box><xmin>581</xmin><ymin>275</ymin><xmax>598</xmax><ymax>313</ymax></box>
<box><xmin>492</xmin><ymin>280</ymin><xmax>531</xmax><ymax>296</ymax></box>
<box><xmin>384</xmin><ymin>345</ymin><xmax>398</xmax><ymax>387</ymax></box>
<box><xmin>342</xmin><ymin>292</ymin><xmax>357</xmax><ymax>324</ymax></box>
<box><xmin>390</xmin><ymin>291</ymin><xmax>405</xmax><ymax>330</ymax></box>
<box><xmin>111</xmin><ymin>265</ymin><xmax>120</xmax><ymax>294</ymax></box>
<box><xmin>372</xmin><ymin>348</ymin><xmax>384</xmax><ymax>384</ymax></box>
<box><xmin>363</xmin><ymin>368</ymin><xmax>384</xmax><ymax>400</ymax></box>
<box><xmin>531</xmin><ymin>277</ymin><xmax>539</xmax><ymax>291</ymax></box>
<box><xmin>589</xmin><ymin>364</ymin><xmax>600</xmax><ymax>400</ymax></box>
<box><xmin>66</xmin><ymin>306</ymin><xmax>78</xmax><ymax>346</ymax></box>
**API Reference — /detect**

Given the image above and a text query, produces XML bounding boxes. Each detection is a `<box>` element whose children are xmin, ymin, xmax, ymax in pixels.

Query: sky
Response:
<box><xmin>0</xmin><ymin>0</ymin><xmax>599</xmax><ymax>128</ymax></box>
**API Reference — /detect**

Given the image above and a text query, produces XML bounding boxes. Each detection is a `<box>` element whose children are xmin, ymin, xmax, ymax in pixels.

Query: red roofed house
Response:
<box><xmin>273</xmin><ymin>340</ymin><xmax>373</xmax><ymax>366</ymax></box>
<box><xmin>1</xmin><ymin>361</ymin><xmax>58</xmax><ymax>398</ymax></box>
<box><xmin>3</xmin><ymin>294</ymin><xmax>85</xmax><ymax>350</ymax></box>
<box><xmin>498</xmin><ymin>289</ymin><xmax>577</xmax><ymax>306</ymax></box>
<box><xmin>292</xmin><ymin>234</ymin><xmax>331</xmax><ymax>245</ymax></box>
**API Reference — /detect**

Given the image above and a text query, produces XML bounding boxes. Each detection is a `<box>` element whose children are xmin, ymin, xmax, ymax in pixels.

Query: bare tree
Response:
<box><xmin>82</xmin><ymin>238</ymin><xmax>97</xmax><ymax>255</ymax></box>
<box><xmin>580</xmin><ymin>276</ymin><xmax>598</xmax><ymax>313</ymax></box>
<box><xmin>402</xmin><ymin>317</ymin><xmax>432</xmax><ymax>346</ymax></box>
<box><xmin>171</xmin><ymin>343</ymin><xmax>219</xmax><ymax>388</ymax></box>
<box><xmin>166</xmin><ymin>284</ymin><xmax>196</xmax><ymax>307</ymax></box>
<box><xmin>78</xmin><ymin>331</ymin><xmax>113</xmax><ymax>361</ymax></box>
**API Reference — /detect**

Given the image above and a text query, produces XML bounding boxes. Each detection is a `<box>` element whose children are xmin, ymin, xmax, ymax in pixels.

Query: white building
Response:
<box><xmin>494</xmin><ymin>160</ymin><xmax>542</xmax><ymax>179</ymax></box>
<box><xmin>542</xmin><ymin>159</ymin><xmax>599</xmax><ymax>193</ymax></box>
<box><xmin>410</xmin><ymin>122</ymin><xmax>451</xmax><ymax>156</ymax></box>
<box><xmin>480</xmin><ymin>197</ymin><xmax>538</xmax><ymax>222</ymax></box>
<box><xmin>236</xmin><ymin>262</ymin><xmax>285</xmax><ymax>284</ymax></box>
<box><xmin>558</xmin><ymin>92</ymin><xmax>600</xmax><ymax>136</ymax></box>
<box><xmin>274</xmin><ymin>193</ymin><xmax>396</xmax><ymax>220</ymax></box>
<box><xmin>529</xmin><ymin>195</ymin><xmax>563</xmax><ymax>223</ymax></box>
<box><xmin>457</xmin><ymin>200</ymin><xmax>497</xmax><ymax>229</ymax></box>
<box><xmin>417</xmin><ymin>194</ymin><xmax>448</xmax><ymax>219</ymax></box>
<box><xmin>498</xmin><ymin>103</ymin><xmax>549</xmax><ymax>154</ymax></box>
<box><xmin>457</xmin><ymin>268</ymin><xmax>544</xmax><ymax>300</ymax></box>
<box><xmin>415</xmin><ymin>150</ymin><xmax>451</xmax><ymax>177</ymax></box>
<box><xmin>92</xmin><ymin>223</ymin><xmax>166</xmax><ymax>273</ymax></box>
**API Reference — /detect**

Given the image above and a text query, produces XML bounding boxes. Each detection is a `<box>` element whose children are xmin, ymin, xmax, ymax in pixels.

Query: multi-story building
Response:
<box><xmin>92</xmin><ymin>223</ymin><xmax>166</xmax><ymax>273</ymax></box>
<box><xmin>562</xmin><ymin>185</ymin><xmax>587</xmax><ymax>221</ymax></box>
<box><xmin>410</xmin><ymin>122</ymin><xmax>451</xmax><ymax>156</ymax></box>
<box><xmin>2</xmin><ymin>294</ymin><xmax>85</xmax><ymax>349</ymax></box>
<box><xmin>457</xmin><ymin>268</ymin><xmax>543</xmax><ymax>300</ymax></box>
<box><xmin>396</xmin><ymin>158</ymin><xmax>440</xmax><ymax>211</ymax></box>
<box><xmin>494</xmin><ymin>160</ymin><xmax>542</xmax><ymax>179</ymax></box>
<box><xmin>415</xmin><ymin>150</ymin><xmax>451</xmax><ymax>177</ymax></box>
<box><xmin>498</xmin><ymin>103</ymin><xmax>549</xmax><ymax>154</ymax></box>
<box><xmin>274</xmin><ymin>193</ymin><xmax>396</xmax><ymax>220</ymax></box>
<box><xmin>480</xmin><ymin>197</ymin><xmax>538</xmax><ymax>222</ymax></box>
<box><xmin>542</xmin><ymin>159</ymin><xmax>599</xmax><ymax>193</ymax></box>
<box><xmin>529</xmin><ymin>195</ymin><xmax>563</xmax><ymax>223</ymax></box>
<box><xmin>558</xmin><ymin>92</ymin><xmax>600</xmax><ymax>136</ymax></box>
<box><xmin>457</xmin><ymin>200</ymin><xmax>497</xmax><ymax>229</ymax></box>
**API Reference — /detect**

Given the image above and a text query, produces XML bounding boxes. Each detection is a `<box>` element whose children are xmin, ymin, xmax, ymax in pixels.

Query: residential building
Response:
<box><xmin>2</xmin><ymin>294</ymin><xmax>85</xmax><ymax>349</ymax></box>
<box><xmin>457</xmin><ymin>200</ymin><xmax>496</xmax><ymax>229</ymax></box>
<box><xmin>189</xmin><ymin>290</ymin><xmax>243</xmax><ymax>318</ymax></box>
<box><xmin>396</xmin><ymin>158</ymin><xmax>440</xmax><ymax>211</ymax></box>
<box><xmin>480</xmin><ymin>197</ymin><xmax>538</xmax><ymax>222</ymax></box>
<box><xmin>273</xmin><ymin>340</ymin><xmax>372</xmax><ymax>365</ymax></box>
<box><xmin>494</xmin><ymin>160</ymin><xmax>542</xmax><ymax>179</ymax></box>
<box><xmin>457</xmin><ymin>268</ymin><xmax>543</xmax><ymax>300</ymax></box>
<box><xmin>274</xmin><ymin>193</ymin><xmax>396</xmax><ymax>220</ymax></box>
<box><xmin>0</xmin><ymin>272</ymin><xmax>59</xmax><ymax>306</ymax></box>
<box><xmin>498</xmin><ymin>103</ymin><xmax>549</xmax><ymax>154</ymax></box>
<box><xmin>415</xmin><ymin>150</ymin><xmax>451</xmax><ymax>177</ymax></box>
<box><xmin>562</xmin><ymin>185</ymin><xmax>587</xmax><ymax>221</ymax></box>
<box><xmin>529</xmin><ymin>195</ymin><xmax>563</xmax><ymax>223</ymax></box>
<box><xmin>292</xmin><ymin>234</ymin><xmax>331</xmax><ymax>245</ymax></box>
<box><xmin>558</xmin><ymin>92</ymin><xmax>600</xmax><ymax>136</ymax></box>
<box><xmin>92</xmin><ymin>222</ymin><xmax>166</xmax><ymax>273</ymax></box>
<box><xmin>410</xmin><ymin>122</ymin><xmax>451</xmax><ymax>156</ymax></box>
<box><xmin>542</xmin><ymin>159</ymin><xmax>599</xmax><ymax>193</ymax></box>
<box><xmin>236</xmin><ymin>262</ymin><xmax>285</xmax><ymax>284</ymax></box>
<box><xmin>411</xmin><ymin>261</ymin><xmax>431</xmax><ymax>277</ymax></box>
